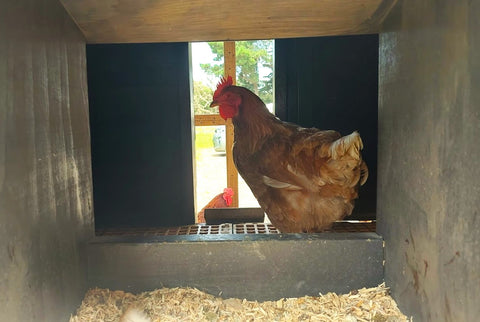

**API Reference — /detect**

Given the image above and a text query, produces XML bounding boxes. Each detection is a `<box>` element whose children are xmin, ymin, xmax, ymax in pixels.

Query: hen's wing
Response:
<box><xmin>240</xmin><ymin>128</ymin><xmax>344</xmax><ymax>191</ymax></box>
<box><xmin>259</xmin><ymin>129</ymin><xmax>367</xmax><ymax>191</ymax></box>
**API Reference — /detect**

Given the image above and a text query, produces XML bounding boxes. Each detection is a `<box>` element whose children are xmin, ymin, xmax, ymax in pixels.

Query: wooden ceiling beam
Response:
<box><xmin>60</xmin><ymin>0</ymin><xmax>397</xmax><ymax>43</ymax></box>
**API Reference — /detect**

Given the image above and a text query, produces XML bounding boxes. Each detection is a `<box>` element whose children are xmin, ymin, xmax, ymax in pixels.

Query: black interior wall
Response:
<box><xmin>275</xmin><ymin>35</ymin><xmax>378</xmax><ymax>219</ymax></box>
<box><xmin>87</xmin><ymin>43</ymin><xmax>194</xmax><ymax>229</ymax></box>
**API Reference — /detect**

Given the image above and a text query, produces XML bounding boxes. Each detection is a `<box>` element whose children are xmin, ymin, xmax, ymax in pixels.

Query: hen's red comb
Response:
<box><xmin>223</xmin><ymin>187</ymin><xmax>234</xmax><ymax>196</ymax></box>
<box><xmin>223</xmin><ymin>187</ymin><xmax>234</xmax><ymax>206</ymax></box>
<box><xmin>213</xmin><ymin>76</ymin><xmax>233</xmax><ymax>99</ymax></box>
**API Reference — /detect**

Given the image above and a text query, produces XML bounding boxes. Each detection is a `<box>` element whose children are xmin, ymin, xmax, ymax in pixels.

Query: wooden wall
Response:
<box><xmin>378</xmin><ymin>1</ymin><xmax>480</xmax><ymax>320</ymax></box>
<box><xmin>0</xmin><ymin>0</ymin><xmax>93</xmax><ymax>320</ymax></box>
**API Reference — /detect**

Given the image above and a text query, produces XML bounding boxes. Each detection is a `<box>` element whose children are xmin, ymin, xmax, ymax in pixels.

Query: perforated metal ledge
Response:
<box><xmin>96</xmin><ymin>221</ymin><xmax>375</xmax><ymax>236</ymax></box>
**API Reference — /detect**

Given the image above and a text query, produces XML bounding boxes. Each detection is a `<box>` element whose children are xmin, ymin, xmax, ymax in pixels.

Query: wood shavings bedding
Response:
<box><xmin>70</xmin><ymin>283</ymin><xmax>410</xmax><ymax>322</ymax></box>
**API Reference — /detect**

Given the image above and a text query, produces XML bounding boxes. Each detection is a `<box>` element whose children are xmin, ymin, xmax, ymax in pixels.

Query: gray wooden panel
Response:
<box><xmin>0</xmin><ymin>0</ymin><xmax>93</xmax><ymax>321</ymax></box>
<box><xmin>378</xmin><ymin>0</ymin><xmax>480</xmax><ymax>321</ymax></box>
<box><xmin>88</xmin><ymin>234</ymin><xmax>383</xmax><ymax>300</ymax></box>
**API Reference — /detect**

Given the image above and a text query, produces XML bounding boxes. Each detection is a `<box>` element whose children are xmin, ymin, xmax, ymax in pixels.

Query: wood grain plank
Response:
<box><xmin>194</xmin><ymin>114</ymin><xmax>225</xmax><ymax>126</ymax></box>
<box><xmin>60</xmin><ymin>0</ymin><xmax>397</xmax><ymax>43</ymax></box>
<box><xmin>0</xmin><ymin>0</ymin><xmax>93</xmax><ymax>320</ymax></box>
<box><xmin>223</xmin><ymin>42</ymin><xmax>239</xmax><ymax>207</ymax></box>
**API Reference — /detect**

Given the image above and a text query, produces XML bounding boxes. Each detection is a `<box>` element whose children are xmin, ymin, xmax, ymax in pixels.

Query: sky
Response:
<box><xmin>191</xmin><ymin>42</ymin><xmax>219</xmax><ymax>87</ymax></box>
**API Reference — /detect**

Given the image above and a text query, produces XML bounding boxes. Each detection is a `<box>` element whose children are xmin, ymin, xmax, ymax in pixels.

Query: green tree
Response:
<box><xmin>193</xmin><ymin>80</ymin><xmax>218</xmax><ymax>115</ymax></box>
<box><xmin>200</xmin><ymin>40</ymin><xmax>274</xmax><ymax>104</ymax></box>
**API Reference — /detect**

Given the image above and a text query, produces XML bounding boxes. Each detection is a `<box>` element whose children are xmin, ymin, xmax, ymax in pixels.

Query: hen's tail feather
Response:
<box><xmin>328</xmin><ymin>131</ymin><xmax>363</xmax><ymax>160</ymax></box>
<box><xmin>360</xmin><ymin>161</ymin><xmax>369</xmax><ymax>186</ymax></box>
<box><xmin>316</xmin><ymin>131</ymin><xmax>368</xmax><ymax>188</ymax></box>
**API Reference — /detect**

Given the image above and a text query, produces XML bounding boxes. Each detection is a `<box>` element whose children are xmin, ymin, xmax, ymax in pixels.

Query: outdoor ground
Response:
<box><xmin>194</xmin><ymin>126</ymin><xmax>261</xmax><ymax>221</ymax></box>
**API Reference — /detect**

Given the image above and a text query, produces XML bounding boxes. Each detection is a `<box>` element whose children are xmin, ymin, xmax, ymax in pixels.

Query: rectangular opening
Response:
<box><xmin>87</xmin><ymin>35</ymin><xmax>378</xmax><ymax>235</ymax></box>
<box><xmin>191</xmin><ymin>40</ymin><xmax>274</xmax><ymax>221</ymax></box>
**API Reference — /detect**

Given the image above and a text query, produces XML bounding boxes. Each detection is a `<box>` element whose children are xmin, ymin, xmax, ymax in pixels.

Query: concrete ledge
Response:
<box><xmin>87</xmin><ymin>233</ymin><xmax>383</xmax><ymax>300</ymax></box>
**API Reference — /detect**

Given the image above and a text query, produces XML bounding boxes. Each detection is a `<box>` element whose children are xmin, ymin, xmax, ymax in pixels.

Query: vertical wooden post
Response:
<box><xmin>224</xmin><ymin>41</ymin><xmax>239</xmax><ymax>207</ymax></box>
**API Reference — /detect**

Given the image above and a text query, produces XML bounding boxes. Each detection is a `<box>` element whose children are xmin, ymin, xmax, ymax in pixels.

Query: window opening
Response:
<box><xmin>191</xmin><ymin>40</ymin><xmax>274</xmax><ymax>222</ymax></box>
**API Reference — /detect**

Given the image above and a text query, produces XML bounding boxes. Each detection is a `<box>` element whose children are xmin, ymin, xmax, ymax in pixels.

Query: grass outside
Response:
<box><xmin>195</xmin><ymin>126</ymin><xmax>216</xmax><ymax>151</ymax></box>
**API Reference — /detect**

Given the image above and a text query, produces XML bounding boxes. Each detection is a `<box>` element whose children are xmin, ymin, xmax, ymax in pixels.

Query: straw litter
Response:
<box><xmin>70</xmin><ymin>283</ymin><xmax>410</xmax><ymax>322</ymax></box>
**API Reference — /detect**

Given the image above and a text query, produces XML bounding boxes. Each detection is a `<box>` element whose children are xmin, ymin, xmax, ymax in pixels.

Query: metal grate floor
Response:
<box><xmin>96</xmin><ymin>221</ymin><xmax>375</xmax><ymax>236</ymax></box>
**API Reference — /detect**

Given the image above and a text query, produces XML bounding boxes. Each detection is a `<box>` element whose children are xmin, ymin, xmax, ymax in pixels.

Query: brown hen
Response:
<box><xmin>210</xmin><ymin>76</ymin><xmax>368</xmax><ymax>233</ymax></box>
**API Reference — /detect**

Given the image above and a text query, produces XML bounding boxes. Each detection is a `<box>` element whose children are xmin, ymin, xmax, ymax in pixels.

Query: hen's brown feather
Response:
<box><xmin>216</xmin><ymin>85</ymin><xmax>368</xmax><ymax>233</ymax></box>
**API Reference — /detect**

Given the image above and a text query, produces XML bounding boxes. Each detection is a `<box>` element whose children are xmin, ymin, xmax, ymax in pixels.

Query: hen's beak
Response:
<box><xmin>210</xmin><ymin>100</ymin><xmax>219</xmax><ymax>108</ymax></box>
